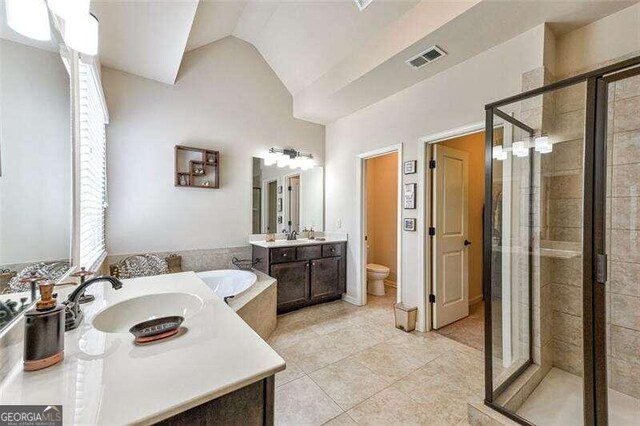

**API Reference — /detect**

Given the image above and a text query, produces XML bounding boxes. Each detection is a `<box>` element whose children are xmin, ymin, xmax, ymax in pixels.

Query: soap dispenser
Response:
<box><xmin>23</xmin><ymin>281</ymin><xmax>65</xmax><ymax>371</ymax></box>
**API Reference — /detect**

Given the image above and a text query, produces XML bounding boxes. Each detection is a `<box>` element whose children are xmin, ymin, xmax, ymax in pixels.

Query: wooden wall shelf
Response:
<box><xmin>175</xmin><ymin>145</ymin><xmax>219</xmax><ymax>189</ymax></box>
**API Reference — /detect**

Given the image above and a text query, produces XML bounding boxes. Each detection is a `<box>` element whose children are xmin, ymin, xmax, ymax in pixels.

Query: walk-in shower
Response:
<box><xmin>483</xmin><ymin>57</ymin><xmax>640</xmax><ymax>425</ymax></box>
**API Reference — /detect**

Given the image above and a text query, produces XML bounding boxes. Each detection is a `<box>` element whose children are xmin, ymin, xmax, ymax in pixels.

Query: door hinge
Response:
<box><xmin>429</xmin><ymin>160</ymin><xmax>436</xmax><ymax>169</ymax></box>
<box><xmin>596</xmin><ymin>253</ymin><xmax>608</xmax><ymax>283</ymax></box>
<box><xmin>288</xmin><ymin>186</ymin><xmax>292</xmax><ymax>192</ymax></box>
<box><xmin>428</xmin><ymin>227</ymin><xmax>435</xmax><ymax>236</ymax></box>
<box><xmin>429</xmin><ymin>294</ymin><xmax>436</xmax><ymax>304</ymax></box>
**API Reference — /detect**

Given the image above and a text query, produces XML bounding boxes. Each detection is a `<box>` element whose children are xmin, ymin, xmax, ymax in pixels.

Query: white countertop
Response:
<box><xmin>0</xmin><ymin>272</ymin><xmax>285</xmax><ymax>425</ymax></box>
<box><xmin>250</xmin><ymin>236</ymin><xmax>347</xmax><ymax>249</ymax></box>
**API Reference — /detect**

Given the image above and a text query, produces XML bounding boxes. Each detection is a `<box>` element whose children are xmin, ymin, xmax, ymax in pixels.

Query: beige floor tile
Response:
<box><xmin>310</xmin><ymin>357</ymin><xmax>390</xmax><ymax>410</ymax></box>
<box><xmin>275</xmin><ymin>360</ymin><xmax>306</xmax><ymax>388</ymax></box>
<box><xmin>275</xmin><ymin>376</ymin><xmax>343</xmax><ymax>426</ymax></box>
<box><xmin>322</xmin><ymin>412</ymin><xmax>356</xmax><ymax>425</ymax></box>
<box><xmin>347</xmin><ymin>387</ymin><xmax>432</xmax><ymax>425</ymax></box>
<box><xmin>278</xmin><ymin>333</ymin><xmax>350</xmax><ymax>374</ymax></box>
<box><xmin>351</xmin><ymin>340</ymin><xmax>425</xmax><ymax>383</ymax></box>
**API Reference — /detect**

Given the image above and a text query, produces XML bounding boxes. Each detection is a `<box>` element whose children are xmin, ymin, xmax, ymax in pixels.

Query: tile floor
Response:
<box><xmin>435</xmin><ymin>302</ymin><xmax>484</xmax><ymax>351</ymax></box>
<box><xmin>268</xmin><ymin>288</ymin><xmax>484</xmax><ymax>425</ymax></box>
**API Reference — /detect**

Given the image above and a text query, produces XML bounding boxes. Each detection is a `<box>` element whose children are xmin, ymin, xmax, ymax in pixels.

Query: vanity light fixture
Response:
<box><xmin>534</xmin><ymin>134</ymin><xmax>552</xmax><ymax>154</ymax></box>
<box><xmin>6</xmin><ymin>0</ymin><xmax>51</xmax><ymax>41</ymax></box>
<box><xmin>47</xmin><ymin>0</ymin><xmax>90</xmax><ymax>20</ymax></box>
<box><xmin>492</xmin><ymin>145</ymin><xmax>508</xmax><ymax>161</ymax></box>
<box><xmin>63</xmin><ymin>12</ymin><xmax>99</xmax><ymax>56</ymax></box>
<box><xmin>264</xmin><ymin>148</ymin><xmax>315</xmax><ymax>170</ymax></box>
<box><xmin>512</xmin><ymin>141</ymin><xmax>529</xmax><ymax>157</ymax></box>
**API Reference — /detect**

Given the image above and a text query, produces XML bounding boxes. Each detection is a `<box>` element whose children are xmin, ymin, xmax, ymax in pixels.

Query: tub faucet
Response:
<box><xmin>64</xmin><ymin>276</ymin><xmax>123</xmax><ymax>331</ymax></box>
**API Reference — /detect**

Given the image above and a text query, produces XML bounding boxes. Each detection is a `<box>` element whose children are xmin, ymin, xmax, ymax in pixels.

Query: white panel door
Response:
<box><xmin>432</xmin><ymin>145</ymin><xmax>470</xmax><ymax>329</ymax></box>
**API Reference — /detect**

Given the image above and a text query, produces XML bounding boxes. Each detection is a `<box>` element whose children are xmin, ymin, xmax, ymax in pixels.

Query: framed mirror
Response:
<box><xmin>252</xmin><ymin>157</ymin><xmax>324</xmax><ymax>234</ymax></box>
<box><xmin>0</xmin><ymin>9</ymin><xmax>72</xmax><ymax>332</ymax></box>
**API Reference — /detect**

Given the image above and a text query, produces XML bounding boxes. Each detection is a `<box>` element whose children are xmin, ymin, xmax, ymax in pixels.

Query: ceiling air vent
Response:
<box><xmin>406</xmin><ymin>46</ymin><xmax>447</xmax><ymax>69</ymax></box>
<box><xmin>354</xmin><ymin>0</ymin><xmax>373</xmax><ymax>11</ymax></box>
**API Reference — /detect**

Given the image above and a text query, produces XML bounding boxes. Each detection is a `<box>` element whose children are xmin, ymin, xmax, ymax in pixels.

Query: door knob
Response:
<box><xmin>464</xmin><ymin>240</ymin><xmax>472</xmax><ymax>246</ymax></box>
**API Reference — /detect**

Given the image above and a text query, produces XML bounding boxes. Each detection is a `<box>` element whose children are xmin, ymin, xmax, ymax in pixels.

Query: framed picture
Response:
<box><xmin>277</xmin><ymin>216</ymin><xmax>283</xmax><ymax>224</ymax></box>
<box><xmin>404</xmin><ymin>183</ymin><xmax>416</xmax><ymax>209</ymax></box>
<box><xmin>404</xmin><ymin>160</ymin><xmax>417</xmax><ymax>175</ymax></box>
<box><xmin>404</xmin><ymin>218</ymin><xmax>416</xmax><ymax>231</ymax></box>
<box><xmin>277</xmin><ymin>198</ymin><xmax>283</xmax><ymax>212</ymax></box>
<box><xmin>277</xmin><ymin>186</ymin><xmax>283</xmax><ymax>194</ymax></box>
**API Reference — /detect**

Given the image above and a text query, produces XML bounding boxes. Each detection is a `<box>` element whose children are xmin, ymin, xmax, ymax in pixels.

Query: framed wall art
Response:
<box><xmin>403</xmin><ymin>218</ymin><xmax>416</xmax><ymax>231</ymax></box>
<box><xmin>404</xmin><ymin>183</ymin><xmax>416</xmax><ymax>209</ymax></box>
<box><xmin>404</xmin><ymin>160</ymin><xmax>417</xmax><ymax>175</ymax></box>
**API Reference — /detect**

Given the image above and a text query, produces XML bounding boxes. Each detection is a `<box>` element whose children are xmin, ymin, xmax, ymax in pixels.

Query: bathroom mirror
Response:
<box><xmin>0</xmin><ymin>10</ymin><xmax>72</xmax><ymax>332</ymax></box>
<box><xmin>252</xmin><ymin>157</ymin><xmax>324</xmax><ymax>234</ymax></box>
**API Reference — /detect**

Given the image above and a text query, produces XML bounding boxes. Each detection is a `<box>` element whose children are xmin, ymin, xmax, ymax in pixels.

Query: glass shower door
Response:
<box><xmin>597</xmin><ymin>67</ymin><xmax>640</xmax><ymax>425</ymax></box>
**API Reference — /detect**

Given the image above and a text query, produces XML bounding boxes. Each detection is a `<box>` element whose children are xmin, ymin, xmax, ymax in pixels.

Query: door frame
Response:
<box><xmin>355</xmin><ymin>144</ymin><xmax>403</xmax><ymax>308</ymax></box>
<box><xmin>261</xmin><ymin>178</ymin><xmax>278</xmax><ymax>233</ymax></box>
<box><xmin>418</xmin><ymin>122</ymin><xmax>484</xmax><ymax>331</ymax></box>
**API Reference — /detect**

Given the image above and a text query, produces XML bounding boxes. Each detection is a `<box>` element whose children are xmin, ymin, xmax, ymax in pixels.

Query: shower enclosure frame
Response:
<box><xmin>483</xmin><ymin>55</ymin><xmax>640</xmax><ymax>425</ymax></box>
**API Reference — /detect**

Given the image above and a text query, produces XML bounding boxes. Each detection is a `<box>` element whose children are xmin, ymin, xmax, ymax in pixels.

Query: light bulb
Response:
<box><xmin>263</xmin><ymin>151</ymin><xmax>278</xmax><ymax>166</ymax></box>
<box><xmin>6</xmin><ymin>0</ymin><xmax>51</xmax><ymax>41</ymax></box>
<box><xmin>512</xmin><ymin>141</ymin><xmax>529</xmax><ymax>157</ymax></box>
<box><xmin>492</xmin><ymin>146</ymin><xmax>507</xmax><ymax>161</ymax></box>
<box><xmin>64</xmin><ymin>13</ymin><xmax>99</xmax><ymax>55</ymax></box>
<box><xmin>534</xmin><ymin>135</ymin><xmax>552</xmax><ymax>154</ymax></box>
<box><xmin>276</xmin><ymin>156</ymin><xmax>290</xmax><ymax>168</ymax></box>
<box><xmin>47</xmin><ymin>0</ymin><xmax>90</xmax><ymax>20</ymax></box>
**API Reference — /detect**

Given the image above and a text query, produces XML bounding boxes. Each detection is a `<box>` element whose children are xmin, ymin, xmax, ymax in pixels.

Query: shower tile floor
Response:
<box><xmin>517</xmin><ymin>368</ymin><xmax>640</xmax><ymax>425</ymax></box>
<box><xmin>268</xmin><ymin>288</ymin><xmax>484</xmax><ymax>425</ymax></box>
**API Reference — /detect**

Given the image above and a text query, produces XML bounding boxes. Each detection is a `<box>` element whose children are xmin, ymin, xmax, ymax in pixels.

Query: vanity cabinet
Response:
<box><xmin>252</xmin><ymin>242</ymin><xmax>346</xmax><ymax>313</ymax></box>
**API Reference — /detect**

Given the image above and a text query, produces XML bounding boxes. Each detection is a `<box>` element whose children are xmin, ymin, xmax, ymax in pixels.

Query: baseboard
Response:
<box><xmin>342</xmin><ymin>294</ymin><xmax>361</xmax><ymax>306</ymax></box>
<box><xmin>469</xmin><ymin>295</ymin><xmax>483</xmax><ymax>306</ymax></box>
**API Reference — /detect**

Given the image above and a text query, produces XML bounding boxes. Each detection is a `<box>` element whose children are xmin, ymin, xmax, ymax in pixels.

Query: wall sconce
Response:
<box><xmin>263</xmin><ymin>148</ymin><xmax>315</xmax><ymax>170</ymax></box>
<box><xmin>6</xmin><ymin>0</ymin><xmax>51</xmax><ymax>41</ymax></box>
<box><xmin>492</xmin><ymin>145</ymin><xmax>508</xmax><ymax>161</ymax></box>
<box><xmin>534</xmin><ymin>134</ymin><xmax>552</xmax><ymax>153</ymax></box>
<box><xmin>512</xmin><ymin>141</ymin><xmax>529</xmax><ymax>157</ymax></box>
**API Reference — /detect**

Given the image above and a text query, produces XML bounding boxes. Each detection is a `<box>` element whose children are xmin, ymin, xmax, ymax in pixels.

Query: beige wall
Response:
<box><xmin>438</xmin><ymin>132</ymin><xmax>484</xmax><ymax>304</ymax></box>
<box><xmin>366</xmin><ymin>153</ymin><xmax>398</xmax><ymax>283</ymax></box>
<box><xmin>102</xmin><ymin>36</ymin><xmax>325</xmax><ymax>255</ymax></box>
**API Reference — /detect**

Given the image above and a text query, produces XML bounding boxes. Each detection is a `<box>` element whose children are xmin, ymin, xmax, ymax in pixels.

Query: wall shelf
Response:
<box><xmin>175</xmin><ymin>145</ymin><xmax>219</xmax><ymax>189</ymax></box>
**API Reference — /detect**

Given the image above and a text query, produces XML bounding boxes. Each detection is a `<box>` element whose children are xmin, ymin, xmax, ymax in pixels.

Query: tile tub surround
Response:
<box><xmin>228</xmin><ymin>269</ymin><xmax>277</xmax><ymax>340</ymax></box>
<box><xmin>0</xmin><ymin>272</ymin><xmax>285</xmax><ymax>424</ymax></box>
<box><xmin>269</xmin><ymin>290</ymin><xmax>484</xmax><ymax>425</ymax></box>
<box><xmin>105</xmin><ymin>245</ymin><xmax>253</xmax><ymax>273</ymax></box>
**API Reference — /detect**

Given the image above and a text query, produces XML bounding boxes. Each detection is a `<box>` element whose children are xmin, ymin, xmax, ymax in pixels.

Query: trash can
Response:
<box><xmin>394</xmin><ymin>303</ymin><xmax>417</xmax><ymax>332</ymax></box>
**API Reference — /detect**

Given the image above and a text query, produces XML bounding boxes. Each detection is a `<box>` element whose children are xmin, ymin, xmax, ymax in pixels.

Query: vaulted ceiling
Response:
<box><xmin>89</xmin><ymin>0</ymin><xmax>637</xmax><ymax>123</ymax></box>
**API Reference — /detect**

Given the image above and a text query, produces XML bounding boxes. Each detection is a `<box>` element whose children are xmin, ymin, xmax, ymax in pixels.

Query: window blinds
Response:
<box><xmin>78</xmin><ymin>62</ymin><xmax>108</xmax><ymax>269</ymax></box>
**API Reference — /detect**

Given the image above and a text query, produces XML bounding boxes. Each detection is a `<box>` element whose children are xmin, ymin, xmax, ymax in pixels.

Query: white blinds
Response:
<box><xmin>78</xmin><ymin>62</ymin><xmax>108</xmax><ymax>269</ymax></box>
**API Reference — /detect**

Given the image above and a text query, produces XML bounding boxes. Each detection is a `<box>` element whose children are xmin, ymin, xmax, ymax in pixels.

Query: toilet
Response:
<box><xmin>367</xmin><ymin>263</ymin><xmax>390</xmax><ymax>296</ymax></box>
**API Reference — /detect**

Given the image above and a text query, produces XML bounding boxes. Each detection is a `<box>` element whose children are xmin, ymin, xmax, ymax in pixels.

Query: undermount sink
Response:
<box><xmin>92</xmin><ymin>292</ymin><xmax>204</xmax><ymax>333</ymax></box>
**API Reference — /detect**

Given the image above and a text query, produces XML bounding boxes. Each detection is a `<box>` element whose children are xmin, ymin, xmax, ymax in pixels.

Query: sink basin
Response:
<box><xmin>92</xmin><ymin>292</ymin><xmax>203</xmax><ymax>333</ymax></box>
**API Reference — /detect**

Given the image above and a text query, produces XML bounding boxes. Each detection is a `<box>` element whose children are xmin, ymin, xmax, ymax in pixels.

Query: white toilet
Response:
<box><xmin>367</xmin><ymin>263</ymin><xmax>390</xmax><ymax>296</ymax></box>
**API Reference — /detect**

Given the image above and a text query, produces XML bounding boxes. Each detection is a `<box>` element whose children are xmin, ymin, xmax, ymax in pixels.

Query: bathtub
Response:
<box><xmin>196</xmin><ymin>269</ymin><xmax>257</xmax><ymax>300</ymax></box>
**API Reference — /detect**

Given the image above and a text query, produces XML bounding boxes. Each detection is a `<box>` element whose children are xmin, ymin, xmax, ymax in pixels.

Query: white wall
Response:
<box><xmin>0</xmin><ymin>40</ymin><xmax>71</xmax><ymax>266</ymax></box>
<box><xmin>102</xmin><ymin>36</ymin><xmax>325</xmax><ymax>255</ymax></box>
<box><xmin>325</xmin><ymin>25</ymin><xmax>547</xmax><ymax>331</ymax></box>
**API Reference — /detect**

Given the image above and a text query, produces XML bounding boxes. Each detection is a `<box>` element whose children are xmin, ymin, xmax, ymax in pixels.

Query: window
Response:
<box><xmin>78</xmin><ymin>61</ymin><xmax>108</xmax><ymax>268</ymax></box>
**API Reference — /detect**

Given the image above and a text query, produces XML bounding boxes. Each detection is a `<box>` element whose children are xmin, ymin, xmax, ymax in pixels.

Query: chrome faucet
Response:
<box><xmin>284</xmin><ymin>230</ymin><xmax>298</xmax><ymax>241</ymax></box>
<box><xmin>64</xmin><ymin>276</ymin><xmax>123</xmax><ymax>331</ymax></box>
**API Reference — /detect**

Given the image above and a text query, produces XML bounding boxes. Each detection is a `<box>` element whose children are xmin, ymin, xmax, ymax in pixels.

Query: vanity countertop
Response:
<box><xmin>0</xmin><ymin>271</ymin><xmax>285</xmax><ymax>425</ymax></box>
<box><xmin>250</xmin><ymin>236</ymin><xmax>347</xmax><ymax>248</ymax></box>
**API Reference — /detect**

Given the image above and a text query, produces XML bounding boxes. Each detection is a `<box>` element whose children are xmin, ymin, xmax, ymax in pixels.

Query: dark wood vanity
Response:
<box><xmin>252</xmin><ymin>242</ymin><xmax>346</xmax><ymax>313</ymax></box>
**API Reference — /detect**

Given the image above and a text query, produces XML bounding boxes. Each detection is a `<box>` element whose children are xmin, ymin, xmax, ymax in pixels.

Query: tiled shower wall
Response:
<box><xmin>606</xmin><ymin>74</ymin><xmax>640</xmax><ymax>399</ymax></box>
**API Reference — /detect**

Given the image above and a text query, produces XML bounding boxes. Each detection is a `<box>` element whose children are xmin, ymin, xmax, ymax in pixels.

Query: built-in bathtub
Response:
<box><xmin>197</xmin><ymin>269</ymin><xmax>257</xmax><ymax>300</ymax></box>
<box><xmin>196</xmin><ymin>269</ymin><xmax>276</xmax><ymax>339</ymax></box>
